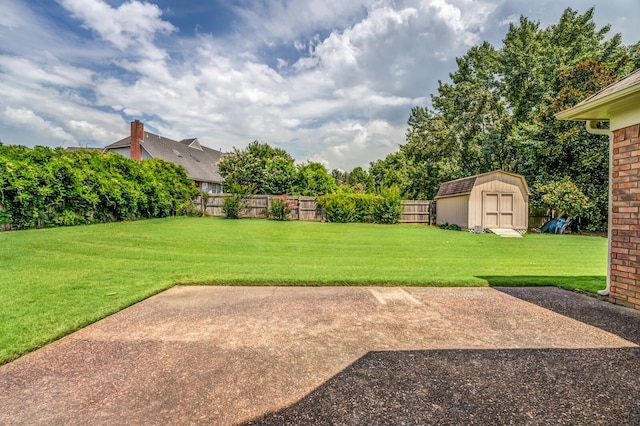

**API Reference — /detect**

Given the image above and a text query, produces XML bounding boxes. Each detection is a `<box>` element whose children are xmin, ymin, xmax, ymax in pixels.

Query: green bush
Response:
<box><xmin>351</xmin><ymin>193</ymin><xmax>376</xmax><ymax>222</ymax></box>
<box><xmin>0</xmin><ymin>209</ymin><xmax>10</xmax><ymax>226</ymax></box>
<box><xmin>0</xmin><ymin>143</ymin><xmax>198</xmax><ymax>229</ymax></box>
<box><xmin>319</xmin><ymin>194</ymin><xmax>356</xmax><ymax>223</ymax></box>
<box><xmin>267</xmin><ymin>195</ymin><xmax>297</xmax><ymax>220</ymax></box>
<box><xmin>53</xmin><ymin>209</ymin><xmax>79</xmax><ymax>226</ymax></box>
<box><xmin>222</xmin><ymin>183</ymin><xmax>254</xmax><ymax>219</ymax></box>
<box><xmin>439</xmin><ymin>222</ymin><xmax>462</xmax><ymax>231</ymax></box>
<box><xmin>221</xmin><ymin>194</ymin><xmax>244</xmax><ymax>219</ymax></box>
<box><xmin>372</xmin><ymin>188</ymin><xmax>403</xmax><ymax>224</ymax></box>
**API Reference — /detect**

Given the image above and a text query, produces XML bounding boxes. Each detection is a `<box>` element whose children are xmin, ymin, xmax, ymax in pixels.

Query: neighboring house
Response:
<box><xmin>557</xmin><ymin>68</ymin><xmax>640</xmax><ymax>309</ymax></box>
<box><xmin>104</xmin><ymin>120</ymin><xmax>224</xmax><ymax>194</ymax></box>
<box><xmin>435</xmin><ymin>170</ymin><xmax>530</xmax><ymax>233</ymax></box>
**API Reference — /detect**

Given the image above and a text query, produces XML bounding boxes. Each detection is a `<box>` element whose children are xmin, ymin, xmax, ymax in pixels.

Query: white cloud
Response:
<box><xmin>67</xmin><ymin>119</ymin><xmax>111</xmax><ymax>141</ymax></box>
<box><xmin>2</xmin><ymin>107</ymin><xmax>75</xmax><ymax>144</ymax></box>
<box><xmin>0</xmin><ymin>0</ymin><xmax>495</xmax><ymax>168</ymax></box>
<box><xmin>58</xmin><ymin>0</ymin><xmax>176</xmax><ymax>51</ymax></box>
<box><xmin>1</xmin><ymin>0</ymin><xmax>638</xmax><ymax>170</ymax></box>
<box><xmin>0</xmin><ymin>56</ymin><xmax>93</xmax><ymax>87</ymax></box>
<box><xmin>231</xmin><ymin>0</ymin><xmax>369</xmax><ymax>44</ymax></box>
<box><xmin>498</xmin><ymin>13</ymin><xmax>520</xmax><ymax>27</ymax></box>
<box><xmin>286</xmin><ymin>118</ymin><xmax>405</xmax><ymax>169</ymax></box>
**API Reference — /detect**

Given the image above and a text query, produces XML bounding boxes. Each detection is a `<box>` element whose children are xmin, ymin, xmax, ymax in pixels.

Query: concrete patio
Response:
<box><xmin>0</xmin><ymin>286</ymin><xmax>638</xmax><ymax>425</ymax></box>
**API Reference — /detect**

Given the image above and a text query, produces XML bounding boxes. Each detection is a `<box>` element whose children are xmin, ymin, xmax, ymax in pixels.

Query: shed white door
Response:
<box><xmin>483</xmin><ymin>193</ymin><xmax>514</xmax><ymax>228</ymax></box>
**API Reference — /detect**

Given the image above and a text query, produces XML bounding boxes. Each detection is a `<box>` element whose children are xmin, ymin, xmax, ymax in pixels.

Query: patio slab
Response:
<box><xmin>0</xmin><ymin>286</ymin><xmax>638</xmax><ymax>425</ymax></box>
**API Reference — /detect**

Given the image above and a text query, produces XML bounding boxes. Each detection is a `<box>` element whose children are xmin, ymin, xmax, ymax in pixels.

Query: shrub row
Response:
<box><xmin>318</xmin><ymin>189</ymin><xmax>403</xmax><ymax>224</ymax></box>
<box><xmin>0</xmin><ymin>144</ymin><xmax>199</xmax><ymax>229</ymax></box>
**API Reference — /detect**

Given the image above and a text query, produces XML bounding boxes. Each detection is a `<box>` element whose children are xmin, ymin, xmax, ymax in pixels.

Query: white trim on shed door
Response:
<box><xmin>482</xmin><ymin>192</ymin><xmax>514</xmax><ymax>228</ymax></box>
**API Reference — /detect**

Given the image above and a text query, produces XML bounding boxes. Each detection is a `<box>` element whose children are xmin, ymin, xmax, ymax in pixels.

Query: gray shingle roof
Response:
<box><xmin>105</xmin><ymin>137</ymin><xmax>130</xmax><ymax>149</ymax></box>
<box><xmin>104</xmin><ymin>132</ymin><xmax>224</xmax><ymax>184</ymax></box>
<box><xmin>436</xmin><ymin>176</ymin><xmax>477</xmax><ymax>198</ymax></box>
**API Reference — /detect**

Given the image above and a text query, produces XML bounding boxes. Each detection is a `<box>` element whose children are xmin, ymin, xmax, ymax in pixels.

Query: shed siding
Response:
<box><xmin>469</xmin><ymin>172</ymin><xmax>528</xmax><ymax>230</ymax></box>
<box><xmin>436</xmin><ymin>195</ymin><xmax>470</xmax><ymax>228</ymax></box>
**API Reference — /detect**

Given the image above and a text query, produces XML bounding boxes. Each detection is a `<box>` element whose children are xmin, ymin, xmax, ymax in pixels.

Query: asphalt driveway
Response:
<box><xmin>0</xmin><ymin>286</ymin><xmax>638</xmax><ymax>425</ymax></box>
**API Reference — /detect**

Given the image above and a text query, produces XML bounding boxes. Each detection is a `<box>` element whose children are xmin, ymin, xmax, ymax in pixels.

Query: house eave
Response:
<box><xmin>555</xmin><ymin>85</ymin><xmax>640</xmax><ymax>127</ymax></box>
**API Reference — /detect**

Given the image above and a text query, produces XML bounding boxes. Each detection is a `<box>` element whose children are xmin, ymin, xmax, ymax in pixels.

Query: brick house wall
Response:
<box><xmin>611</xmin><ymin>123</ymin><xmax>640</xmax><ymax>309</ymax></box>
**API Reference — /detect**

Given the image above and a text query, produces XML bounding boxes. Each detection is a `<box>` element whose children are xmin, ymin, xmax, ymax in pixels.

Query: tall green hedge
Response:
<box><xmin>0</xmin><ymin>143</ymin><xmax>199</xmax><ymax>229</ymax></box>
<box><xmin>318</xmin><ymin>191</ymin><xmax>402</xmax><ymax>224</ymax></box>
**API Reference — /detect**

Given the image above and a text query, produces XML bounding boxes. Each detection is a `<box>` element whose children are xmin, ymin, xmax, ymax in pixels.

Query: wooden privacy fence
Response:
<box><xmin>197</xmin><ymin>195</ymin><xmax>323</xmax><ymax>221</ymax></box>
<box><xmin>0</xmin><ymin>205</ymin><xmax>11</xmax><ymax>231</ymax></box>
<box><xmin>400</xmin><ymin>200</ymin><xmax>435</xmax><ymax>224</ymax></box>
<box><xmin>529</xmin><ymin>207</ymin><xmax>551</xmax><ymax>230</ymax></box>
<box><xmin>197</xmin><ymin>195</ymin><xmax>436</xmax><ymax>224</ymax></box>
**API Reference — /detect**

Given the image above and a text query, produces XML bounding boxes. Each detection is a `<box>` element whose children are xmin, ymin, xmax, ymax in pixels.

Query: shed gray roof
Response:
<box><xmin>436</xmin><ymin>176</ymin><xmax>477</xmax><ymax>198</ymax></box>
<box><xmin>104</xmin><ymin>132</ymin><xmax>224</xmax><ymax>184</ymax></box>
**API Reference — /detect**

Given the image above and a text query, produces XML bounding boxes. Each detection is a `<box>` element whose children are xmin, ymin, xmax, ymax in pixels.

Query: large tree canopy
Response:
<box><xmin>217</xmin><ymin>141</ymin><xmax>337</xmax><ymax>196</ymax></box>
<box><xmin>217</xmin><ymin>141</ymin><xmax>296</xmax><ymax>194</ymax></box>
<box><xmin>373</xmin><ymin>7</ymin><xmax>640</xmax><ymax>230</ymax></box>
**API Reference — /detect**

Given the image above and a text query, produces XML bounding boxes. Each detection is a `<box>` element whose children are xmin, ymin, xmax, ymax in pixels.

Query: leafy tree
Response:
<box><xmin>217</xmin><ymin>141</ymin><xmax>295</xmax><ymax>194</ymax></box>
<box><xmin>387</xmin><ymin>7</ymin><xmax>638</xmax><ymax>230</ymax></box>
<box><xmin>346</xmin><ymin>166</ymin><xmax>374</xmax><ymax>193</ymax></box>
<box><xmin>433</xmin><ymin>41</ymin><xmax>506</xmax><ymax>174</ymax></box>
<box><xmin>369</xmin><ymin>151</ymin><xmax>413</xmax><ymax>196</ymax></box>
<box><xmin>295</xmin><ymin>162</ymin><xmax>337</xmax><ymax>196</ymax></box>
<box><xmin>331</xmin><ymin>169</ymin><xmax>349</xmax><ymax>186</ymax></box>
<box><xmin>536</xmin><ymin>176</ymin><xmax>593</xmax><ymax>228</ymax></box>
<box><xmin>263</xmin><ymin>156</ymin><xmax>296</xmax><ymax>195</ymax></box>
<box><xmin>218</xmin><ymin>142</ymin><xmax>341</xmax><ymax>197</ymax></box>
<box><xmin>332</xmin><ymin>166</ymin><xmax>374</xmax><ymax>193</ymax></box>
<box><xmin>369</xmin><ymin>149</ymin><xmax>448</xmax><ymax>200</ymax></box>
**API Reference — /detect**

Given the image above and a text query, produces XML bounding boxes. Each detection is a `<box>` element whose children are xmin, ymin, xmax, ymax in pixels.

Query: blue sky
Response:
<box><xmin>1</xmin><ymin>1</ymin><xmax>639</xmax><ymax>170</ymax></box>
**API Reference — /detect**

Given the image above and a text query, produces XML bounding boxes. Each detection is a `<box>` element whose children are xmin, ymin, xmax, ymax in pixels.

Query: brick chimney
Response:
<box><xmin>130</xmin><ymin>120</ymin><xmax>144</xmax><ymax>161</ymax></box>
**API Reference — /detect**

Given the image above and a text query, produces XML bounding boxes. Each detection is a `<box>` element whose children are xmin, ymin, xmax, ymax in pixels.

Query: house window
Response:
<box><xmin>200</xmin><ymin>182</ymin><xmax>223</xmax><ymax>194</ymax></box>
<box><xmin>190</xmin><ymin>154</ymin><xmax>200</xmax><ymax>162</ymax></box>
<box><xmin>172</xmin><ymin>149</ymin><xmax>183</xmax><ymax>157</ymax></box>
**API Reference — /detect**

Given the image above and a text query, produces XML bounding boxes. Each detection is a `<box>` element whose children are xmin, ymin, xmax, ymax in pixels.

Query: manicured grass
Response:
<box><xmin>0</xmin><ymin>217</ymin><xmax>607</xmax><ymax>364</ymax></box>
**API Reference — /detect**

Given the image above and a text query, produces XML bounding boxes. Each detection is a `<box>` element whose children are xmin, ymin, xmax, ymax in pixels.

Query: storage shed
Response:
<box><xmin>435</xmin><ymin>170</ymin><xmax>530</xmax><ymax>233</ymax></box>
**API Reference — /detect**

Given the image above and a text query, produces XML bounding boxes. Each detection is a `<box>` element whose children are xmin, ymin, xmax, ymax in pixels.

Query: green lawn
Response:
<box><xmin>0</xmin><ymin>217</ymin><xmax>607</xmax><ymax>364</ymax></box>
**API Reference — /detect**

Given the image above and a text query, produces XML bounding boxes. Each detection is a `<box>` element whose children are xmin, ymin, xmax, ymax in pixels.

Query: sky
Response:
<box><xmin>1</xmin><ymin>1</ymin><xmax>639</xmax><ymax>171</ymax></box>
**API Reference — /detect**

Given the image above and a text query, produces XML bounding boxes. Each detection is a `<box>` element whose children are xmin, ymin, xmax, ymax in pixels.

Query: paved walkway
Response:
<box><xmin>0</xmin><ymin>286</ymin><xmax>638</xmax><ymax>425</ymax></box>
